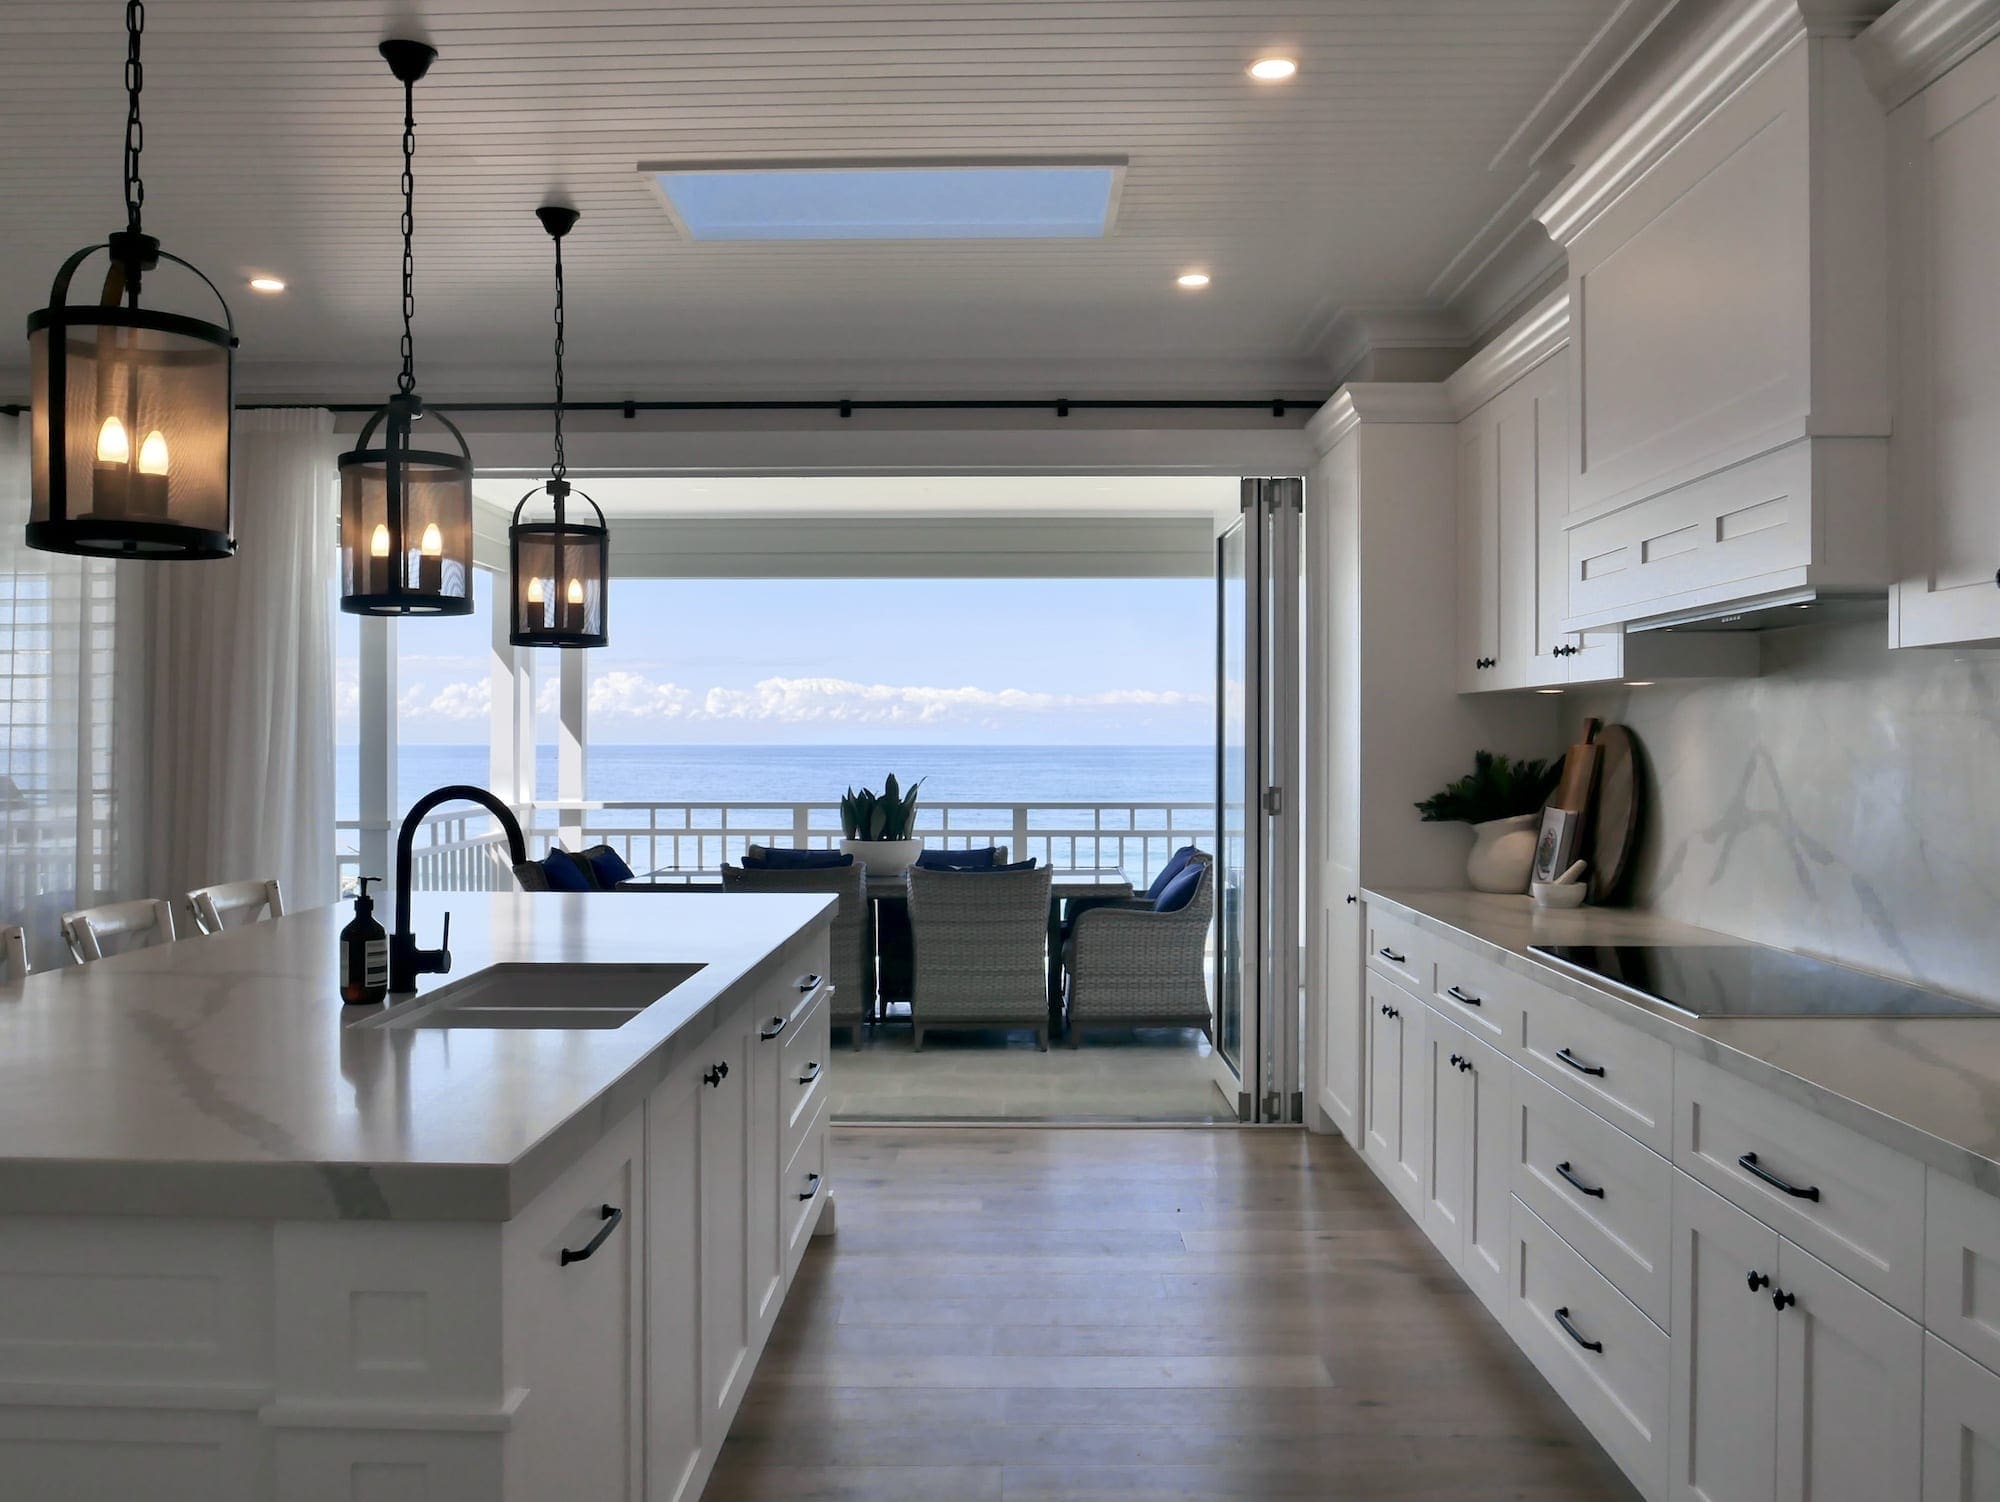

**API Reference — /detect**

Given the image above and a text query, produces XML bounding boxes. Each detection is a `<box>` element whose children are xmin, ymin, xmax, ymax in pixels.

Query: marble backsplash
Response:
<box><xmin>1564</xmin><ymin>617</ymin><xmax>2000</xmax><ymax>1005</ymax></box>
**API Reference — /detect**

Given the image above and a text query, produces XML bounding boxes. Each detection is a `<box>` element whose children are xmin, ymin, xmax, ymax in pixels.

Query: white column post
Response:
<box><xmin>489</xmin><ymin>595</ymin><xmax>521</xmax><ymax>805</ymax></box>
<box><xmin>358</xmin><ymin>615</ymin><xmax>397</xmax><ymax>885</ymax></box>
<box><xmin>558</xmin><ymin>648</ymin><xmax>586</xmax><ymax>847</ymax></box>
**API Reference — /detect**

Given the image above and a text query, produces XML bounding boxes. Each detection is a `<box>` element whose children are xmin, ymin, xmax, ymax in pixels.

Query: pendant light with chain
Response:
<box><xmin>25</xmin><ymin>0</ymin><xmax>237</xmax><ymax>559</ymax></box>
<box><xmin>508</xmin><ymin>207</ymin><xmax>608</xmax><ymax>649</ymax></box>
<box><xmin>338</xmin><ymin>40</ymin><xmax>473</xmax><ymax>617</ymax></box>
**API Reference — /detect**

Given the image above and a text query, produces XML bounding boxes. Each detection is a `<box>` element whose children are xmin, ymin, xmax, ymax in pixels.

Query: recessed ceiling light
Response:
<box><xmin>1249</xmin><ymin>56</ymin><xmax>1298</xmax><ymax>81</ymax></box>
<box><xmin>1625</xmin><ymin>680</ymin><xmax>1655</xmax><ymax>688</ymax></box>
<box><xmin>1176</xmin><ymin>271</ymin><xmax>1211</xmax><ymax>289</ymax></box>
<box><xmin>247</xmin><ymin>276</ymin><xmax>286</xmax><ymax>293</ymax></box>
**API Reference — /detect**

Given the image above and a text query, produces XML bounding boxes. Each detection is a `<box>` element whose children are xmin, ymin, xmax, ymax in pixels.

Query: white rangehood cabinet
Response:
<box><xmin>1534</xmin><ymin>1</ymin><xmax>1892</xmax><ymax>634</ymax></box>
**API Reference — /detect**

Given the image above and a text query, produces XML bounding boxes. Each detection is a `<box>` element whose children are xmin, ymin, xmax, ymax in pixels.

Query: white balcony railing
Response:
<box><xmin>337</xmin><ymin>799</ymin><xmax>1216</xmax><ymax>894</ymax></box>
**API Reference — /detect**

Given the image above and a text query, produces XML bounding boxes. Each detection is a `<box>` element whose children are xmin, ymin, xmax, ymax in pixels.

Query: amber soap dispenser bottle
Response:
<box><xmin>340</xmin><ymin>876</ymin><xmax>389</xmax><ymax>1006</ymax></box>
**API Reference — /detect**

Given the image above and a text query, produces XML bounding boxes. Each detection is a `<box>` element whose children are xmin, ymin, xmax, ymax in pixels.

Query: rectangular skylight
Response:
<box><xmin>642</xmin><ymin>158</ymin><xmax>1125</xmax><ymax>241</ymax></box>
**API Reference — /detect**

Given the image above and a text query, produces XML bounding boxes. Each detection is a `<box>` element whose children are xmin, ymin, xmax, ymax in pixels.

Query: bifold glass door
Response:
<box><xmin>1212</xmin><ymin>478</ymin><xmax>1303</xmax><ymax>1123</ymax></box>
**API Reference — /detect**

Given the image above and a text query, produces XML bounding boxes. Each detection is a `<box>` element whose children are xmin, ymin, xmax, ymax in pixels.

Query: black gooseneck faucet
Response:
<box><xmin>392</xmin><ymin>785</ymin><xmax>529</xmax><ymax>993</ymax></box>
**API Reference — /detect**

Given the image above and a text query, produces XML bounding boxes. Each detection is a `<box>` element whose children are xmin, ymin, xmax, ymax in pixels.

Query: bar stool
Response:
<box><xmin>0</xmin><ymin>924</ymin><xmax>27</xmax><ymax>982</ymax></box>
<box><xmin>185</xmin><ymin>878</ymin><xmax>285</xmax><ymax>936</ymax></box>
<box><xmin>61</xmin><ymin>899</ymin><xmax>178</xmax><ymax>964</ymax></box>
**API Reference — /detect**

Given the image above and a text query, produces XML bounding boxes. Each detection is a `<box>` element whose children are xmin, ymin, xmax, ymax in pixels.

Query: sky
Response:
<box><xmin>336</xmin><ymin>572</ymin><xmax>1216</xmax><ymax>747</ymax></box>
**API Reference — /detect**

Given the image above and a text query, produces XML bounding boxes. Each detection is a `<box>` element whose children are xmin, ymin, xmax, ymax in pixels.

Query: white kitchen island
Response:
<box><xmin>0</xmin><ymin>889</ymin><xmax>838</xmax><ymax>1502</ymax></box>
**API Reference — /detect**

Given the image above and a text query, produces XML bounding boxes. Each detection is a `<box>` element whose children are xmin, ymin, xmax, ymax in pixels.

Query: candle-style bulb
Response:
<box><xmin>526</xmin><ymin>576</ymin><xmax>545</xmax><ymax>605</ymax></box>
<box><xmin>96</xmin><ymin>416</ymin><xmax>130</xmax><ymax>465</ymax></box>
<box><xmin>137</xmin><ymin>430</ymin><xmax>169</xmax><ymax>476</ymax></box>
<box><xmin>567</xmin><ymin>577</ymin><xmax>584</xmax><ymax>606</ymax></box>
<box><xmin>420</xmin><ymin>523</ymin><xmax>443</xmax><ymax>558</ymax></box>
<box><xmin>369</xmin><ymin>523</ymin><xmax>391</xmax><ymax>558</ymax></box>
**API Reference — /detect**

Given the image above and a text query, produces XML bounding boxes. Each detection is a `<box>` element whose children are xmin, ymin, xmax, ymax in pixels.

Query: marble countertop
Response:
<box><xmin>0</xmin><ymin>891</ymin><xmax>835</xmax><ymax>1223</ymax></box>
<box><xmin>1367</xmin><ymin>888</ymin><xmax>2000</xmax><ymax>1196</ymax></box>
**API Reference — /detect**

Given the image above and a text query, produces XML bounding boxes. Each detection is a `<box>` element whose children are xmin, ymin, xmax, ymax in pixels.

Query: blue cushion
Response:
<box><xmin>540</xmin><ymin>847</ymin><xmax>597</xmax><ymax>892</ymax></box>
<box><xmin>915</xmin><ymin>847</ymin><xmax>1002</xmax><ymax>870</ymax></box>
<box><xmin>1146</xmin><ymin>845</ymin><xmax>1201</xmax><ymax>899</ymax></box>
<box><xmin>745</xmin><ymin>846</ymin><xmax>853</xmax><ymax>870</ymax></box>
<box><xmin>1153</xmin><ymin>862</ymin><xmax>1203</xmax><ymax>913</ymax></box>
<box><xmin>579</xmin><ymin>844</ymin><xmax>635</xmax><ymax>889</ymax></box>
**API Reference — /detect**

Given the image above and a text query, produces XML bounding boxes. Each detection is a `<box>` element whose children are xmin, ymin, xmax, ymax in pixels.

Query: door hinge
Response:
<box><xmin>1290</xmin><ymin>1089</ymin><xmax>1304</xmax><ymax>1122</ymax></box>
<box><xmin>1262</xmin><ymin>785</ymin><xmax>1284</xmax><ymax>816</ymax></box>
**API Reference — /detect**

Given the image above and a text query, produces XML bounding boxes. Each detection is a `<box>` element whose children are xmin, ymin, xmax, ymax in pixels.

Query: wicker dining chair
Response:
<box><xmin>721</xmin><ymin>860</ymin><xmax>873</xmax><ymax>1046</ymax></box>
<box><xmin>61</xmin><ymin>899</ymin><xmax>179</xmax><ymax>964</ymax></box>
<box><xmin>185</xmin><ymin>878</ymin><xmax>285</xmax><ymax>936</ymax></box>
<box><xmin>0</xmin><ymin>924</ymin><xmax>27</xmax><ymax>982</ymax></box>
<box><xmin>1063</xmin><ymin>852</ymin><xmax>1214</xmax><ymax>1045</ymax></box>
<box><xmin>905</xmin><ymin>864</ymin><xmax>1054</xmax><ymax>1051</ymax></box>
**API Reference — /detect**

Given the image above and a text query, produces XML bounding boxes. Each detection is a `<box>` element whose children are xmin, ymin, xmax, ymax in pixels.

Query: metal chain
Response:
<box><xmin>123</xmin><ymin>0</ymin><xmax>145</xmax><ymax>235</ymax></box>
<box><xmin>397</xmin><ymin>75</ymin><xmax>417</xmax><ymax>395</ymax></box>
<box><xmin>551</xmin><ymin>233</ymin><xmax>567</xmax><ymax>478</ymax></box>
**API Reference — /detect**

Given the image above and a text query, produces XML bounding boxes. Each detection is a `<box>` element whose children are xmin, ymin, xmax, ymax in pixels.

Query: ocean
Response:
<box><xmin>340</xmin><ymin>744</ymin><xmax>1219</xmax><ymax>821</ymax></box>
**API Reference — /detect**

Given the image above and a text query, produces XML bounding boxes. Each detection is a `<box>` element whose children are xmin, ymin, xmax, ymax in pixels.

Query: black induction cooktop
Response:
<box><xmin>1528</xmin><ymin>942</ymin><xmax>1997</xmax><ymax>1020</ymax></box>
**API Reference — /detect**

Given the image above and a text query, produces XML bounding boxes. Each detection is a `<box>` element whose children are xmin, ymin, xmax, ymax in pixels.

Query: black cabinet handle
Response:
<box><xmin>1448</xmin><ymin>1052</ymin><xmax>1464</xmax><ymax>1069</ymax></box>
<box><xmin>1737</xmin><ymin>1152</ymin><xmax>1820</xmax><ymax>1202</ymax></box>
<box><xmin>798</xmin><ymin>1060</ymin><xmax>822</xmax><ymax>1085</ymax></box>
<box><xmin>1456</xmin><ymin>1056</ymin><xmax>1473</xmax><ymax>1073</ymax></box>
<box><xmin>796</xmin><ymin>973</ymin><xmax>822</xmax><ymax>992</ymax></box>
<box><xmin>798</xmin><ymin>1171</ymin><xmax>822</xmax><ymax>1202</ymax></box>
<box><xmin>1555</xmin><ymin>1046</ymin><xmax>1606</xmax><ymax>1078</ymax></box>
<box><xmin>1553</xmin><ymin>1306</ymin><xmax>1602</xmax><ymax>1354</ymax></box>
<box><xmin>1557</xmin><ymin>1161</ymin><xmax>1605</xmax><ymax>1199</ymax></box>
<box><xmin>760</xmin><ymin>1014</ymin><xmax>788</xmax><ymax>1041</ymax></box>
<box><xmin>703</xmin><ymin>1062</ymin><xmax>730</xmax><ymax>1087</ymax></box>
<box><xmin>1378</xmin><ymin>947</ymin><xmax>1406</xmax><ymax>964</ymax></box>
<box><xmin>559</xmin><ymin>1203</ymin><xmax>624</xmax><ymax>1266</ymax></box>
<box><xmin>1446</xmin><ymin>984</ymin><xmax>1482</xmax><ymax>1008</ymax></box>
<box><xmin>1772</xmin><ymin>1288</ymin><xmax>1796</xmax><ymax>1311</ymax></box>
<box><xmin>1346</xmin><ymin>894</ymin><xmax>1357</xmax><ymax>905</ymax></box>
<box><xmin>1379</xmin><ymin>1002</ymin><xmax>1400</xmax><ymax>1019</ymax></box>
<box><xmin>1747</xmin><ymin>1270</ymin><xmax>1770</xmax><ymax>1293</ymax></box>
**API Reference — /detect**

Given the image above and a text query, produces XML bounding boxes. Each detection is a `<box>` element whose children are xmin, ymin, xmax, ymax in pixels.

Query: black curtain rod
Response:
<box><xmin>2</xmin><ymin>396</ymin><xmax>1328</xmax><ymax>419</ymax></box>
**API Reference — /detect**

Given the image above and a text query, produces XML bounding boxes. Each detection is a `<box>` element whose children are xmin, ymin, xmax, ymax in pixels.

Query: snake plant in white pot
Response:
<box><xmin>839</xmin><ymin>774</ymin><xmax>926</xmax><ymax>876</ymax></box>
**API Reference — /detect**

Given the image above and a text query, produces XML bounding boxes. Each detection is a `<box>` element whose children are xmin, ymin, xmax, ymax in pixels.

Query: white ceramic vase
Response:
<box><xmin>1465</xmin><ymin>813</ymin><xmax>1538</xmax><ymax>894</ymax></box>
<box><xmin>839</xmin><ymin>837</ymin><xmax>924</xmax><ymax>878</ymax></box>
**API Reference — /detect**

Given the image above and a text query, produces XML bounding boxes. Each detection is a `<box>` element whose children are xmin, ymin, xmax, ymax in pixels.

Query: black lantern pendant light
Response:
<box><xmin>508</xmin><ymin>207</ymin><xmax>609</xmax><ymax>649</ymax></box>
<box><xmin>25</xmin><ymin>1</ymin><xmax>236</xmax><ymax>560</ymax></box>
<box><xmin>339</xmin><ymin>40</ymin><xmax>473</xmax><ymax>617</ymax></box>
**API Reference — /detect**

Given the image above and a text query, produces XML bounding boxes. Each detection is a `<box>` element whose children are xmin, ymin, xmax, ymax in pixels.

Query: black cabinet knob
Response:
<box><xmin>1747</xmin><ymin>1270</ymin><xmax>1770</xmax><ymax>1293</ymax></box>
<box><xmin>1773</xmin><ymin>1288</ymin><xmax>1796</xmax><ymax>1311</ymax></box>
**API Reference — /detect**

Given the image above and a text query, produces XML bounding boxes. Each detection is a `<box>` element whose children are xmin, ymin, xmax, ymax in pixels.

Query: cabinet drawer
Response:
<box><xmin>1926</xmin><ymin>1169</ymin><xmax>2000</xmax><ymax>1375</ymax></box>
<box><xmin>1365</xmin><ymin>908</ymin><xmax>1432</xmax><ymax>994</ymax></box>
<box><xmin>781</xmin><ymin>984</ymin><xmax>831</xmax><ymax>1162</ymax></box>
<box><xmin>1508</xmin><ymin>1196</ymin><xmax>1668</xmax><ymax>1500</ymax></box>
<box><xmin>1675</xmin><ymin>1055</ymin><xmax>1924</xmax><ymax>1317</ymax></box>
<box><xmin>1512</xmin><ymin>1064</ymin><xmax>1673</xmax><ymax>1329</ymax></box>
<box><xmin>782</xmin><ymin>1097</ymin><xmax>829</xmax><ymax>1275</ymax></box>
<box><xmin>1520</xmin><ymin>985</ymin><xmax>1673</xmax><ymax>1153</ymax></box>
<box><xmin>1430</xmin><ymin>946</ymin><xmax>1524</xmax><ymax>1056</ymax></box>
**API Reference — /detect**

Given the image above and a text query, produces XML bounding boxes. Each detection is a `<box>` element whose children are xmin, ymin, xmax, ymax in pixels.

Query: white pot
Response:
<box><xmin>840</xmin><ymin>837</ymin><xmax>924</xmax><ymax>878</ymax></box>
<box><xmin>1465</xmin><ymin>813</ymin><xmax>1539</xmax><ymax>894</ymax></box>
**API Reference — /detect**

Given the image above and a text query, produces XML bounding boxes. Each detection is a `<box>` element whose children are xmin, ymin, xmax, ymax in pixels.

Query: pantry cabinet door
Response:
<box><xmin>1771</xmin><ymin>1239</ymin><xmax>1921</xmax><ymax>1502</ymax></box>
<box><xmin>1891</xmin><ymin>40</ymin><xmax>2000</xmax><ymax>650</ymax></box>
<box><xmin>1670</xmin><ymin>1174</ymin><xmax>1780</xmax><ymax>1502</ymax></box>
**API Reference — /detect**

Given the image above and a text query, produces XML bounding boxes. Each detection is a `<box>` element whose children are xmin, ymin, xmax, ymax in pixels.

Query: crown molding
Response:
<box><xmin>1489</xmin><ymin>0</ymin><xmax>1689</xmax><ymax>171</ymax></box>
<box><xmin>1316</xmin><ymin>307</ymin><xmax>1471</xmax><ymax>386</ymax></box>
<box><xmin>1857</xmin><ymin>0</ymin><xmax>2000</xmax><ymax>105</ymax></box>
<box><xmin>1307</xmin><ymin>382</ymin><xmax>1457</xmax><ymax>454</ymax></box>
<box><xmin>1442</xmin><ymin>288</ymin><xmax>1572</xmax><ymax>417</ymax></box>
<box><xmin>1536</xmin><ymin>0</ymin><xmax>1886</xmax><ymax>246</ymax></box>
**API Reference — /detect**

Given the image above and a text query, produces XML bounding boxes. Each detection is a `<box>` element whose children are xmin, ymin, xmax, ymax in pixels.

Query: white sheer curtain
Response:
<box><xmin>138</xmin><ymin>408</ymin><xmax>338</xmax><ymax>912</ymax></box>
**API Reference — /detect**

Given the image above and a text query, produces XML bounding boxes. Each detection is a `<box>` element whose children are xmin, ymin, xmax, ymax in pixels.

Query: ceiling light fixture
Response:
<box><xmin>1249</xmin><ymin>56</ymin><xmax>1298</xmax><ymax>81</ymax></box>
<box><xmin>509</xmin><ymin>206</ymin><xmax>608</xmax><ymax>650</ymax></box>
<box><xmin>247</xmin><ymin>276</ymin><xmax>286</xmax><ymax>293</ymax></box>
<box><xmin>339</xmin><ymin>39</ymin><xmax>473</xmax><ymax>618</ymax></box>
<box><xmin>1177</xmin><ymin>271</ymin><xmax>1211</xmax><ymax>289</ymax></box>
<box><xmin>25</xmin><ymin>1</ymin><xmax>236</xmax><ymax>561</ymax></box>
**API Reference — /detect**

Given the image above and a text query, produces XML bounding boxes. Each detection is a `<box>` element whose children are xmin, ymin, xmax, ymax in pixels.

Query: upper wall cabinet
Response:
<box><xmin>1535</xmin><ymin>4</ymin><xmax>1892</xmax><ymax>633</ymax></box>
<box><xmin>1885</xmin><ymin>30</ymin><xmax>2000</xmax><ymax>648</ymax></box>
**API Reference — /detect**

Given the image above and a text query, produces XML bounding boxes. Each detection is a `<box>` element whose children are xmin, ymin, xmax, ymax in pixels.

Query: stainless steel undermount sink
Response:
<box><xmin>364</xmin><ymin>963</ymin><xmax>706</xmax><ymax>1030</ymax></box>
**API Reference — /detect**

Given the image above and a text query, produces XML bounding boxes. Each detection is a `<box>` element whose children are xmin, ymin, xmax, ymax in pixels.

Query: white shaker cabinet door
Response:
<box><xmin>1669</xmin><ymin>1174</ymin><xmax>1780</xmax><ymax>1502</ymax></box>
<box><xmin>1362</xmin><ymin>971</ymin><xmax>1409</xmax><ymax>1198</ymax></box>
<box><xmin>644</xmin><ymin>1055</ymin><xmax>706</xmax><ymax>1502</ymax></box>
<box><xmin>1459</xmin><ymin>1029</ymin><xmax>1515</xmax><ymax>1317</ymax></box>
<box><xmin>700</xmin><ymin>1001</ymin><xmax>756</xmax><ymax>1447</ymax></box>
<box><xmin>1923</xmin><ymin>1334</ymin><xmax>2000</xmax><ymax>1502</ymax></box>
<box><xmin>1771</xmin><ymin>1238</ymin><xmax>1921</xmax><ymax>1502</ymax></box>
<box><xmin>1421</xmin><ymin>1005</ymin><xmax>1472</xmax><ymax>1270</ymax></box>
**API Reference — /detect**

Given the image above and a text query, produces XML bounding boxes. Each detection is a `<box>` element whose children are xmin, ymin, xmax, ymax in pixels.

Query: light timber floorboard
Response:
<box><xmin>710</xmin><ymin>1127</ymin><xmax>1640</xmax><ymax>1501</ymax></box>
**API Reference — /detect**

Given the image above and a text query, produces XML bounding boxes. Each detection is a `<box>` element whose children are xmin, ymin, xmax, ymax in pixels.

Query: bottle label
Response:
<box><xmin>364</xmin><ymin>939</ymin><xmax>388</xmax><ymax>988</ymax></box>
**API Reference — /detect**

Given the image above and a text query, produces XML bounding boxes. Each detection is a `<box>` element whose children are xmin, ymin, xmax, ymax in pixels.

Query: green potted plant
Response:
<box><xmin>1415</xmin><ymin>750</ymin><xmax>1562</xmax><ymax>893</ymax></box>
<box><xmin>839</xmin><ymin>773</ymin><xmax>926</xmax><ymax>877</ymax></box>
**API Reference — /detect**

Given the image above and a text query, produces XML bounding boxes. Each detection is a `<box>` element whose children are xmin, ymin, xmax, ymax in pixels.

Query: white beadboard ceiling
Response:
<box><xmin>0</xmin><ymin>0</ymin><xmax>1622</xmax><ymax>401</ymax></box>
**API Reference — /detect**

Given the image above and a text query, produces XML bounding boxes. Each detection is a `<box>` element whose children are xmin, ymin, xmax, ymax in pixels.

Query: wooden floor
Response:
<box><xmin>711</xmin><ymin>1127</ymin><xmax>1639</xmax><ymax>1501</ymax></box>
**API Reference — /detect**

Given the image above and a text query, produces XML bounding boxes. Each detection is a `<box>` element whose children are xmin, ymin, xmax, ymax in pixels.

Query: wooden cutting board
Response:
<box><xmin>1551</xmin><ymin>717</ymin><xmax>1601</xmax><ymax>813</ymax></box>
<box><xmin>1588</xmin><ymin>723</ymin><xmax>1640</xmax><ymax>903</ymax></box>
